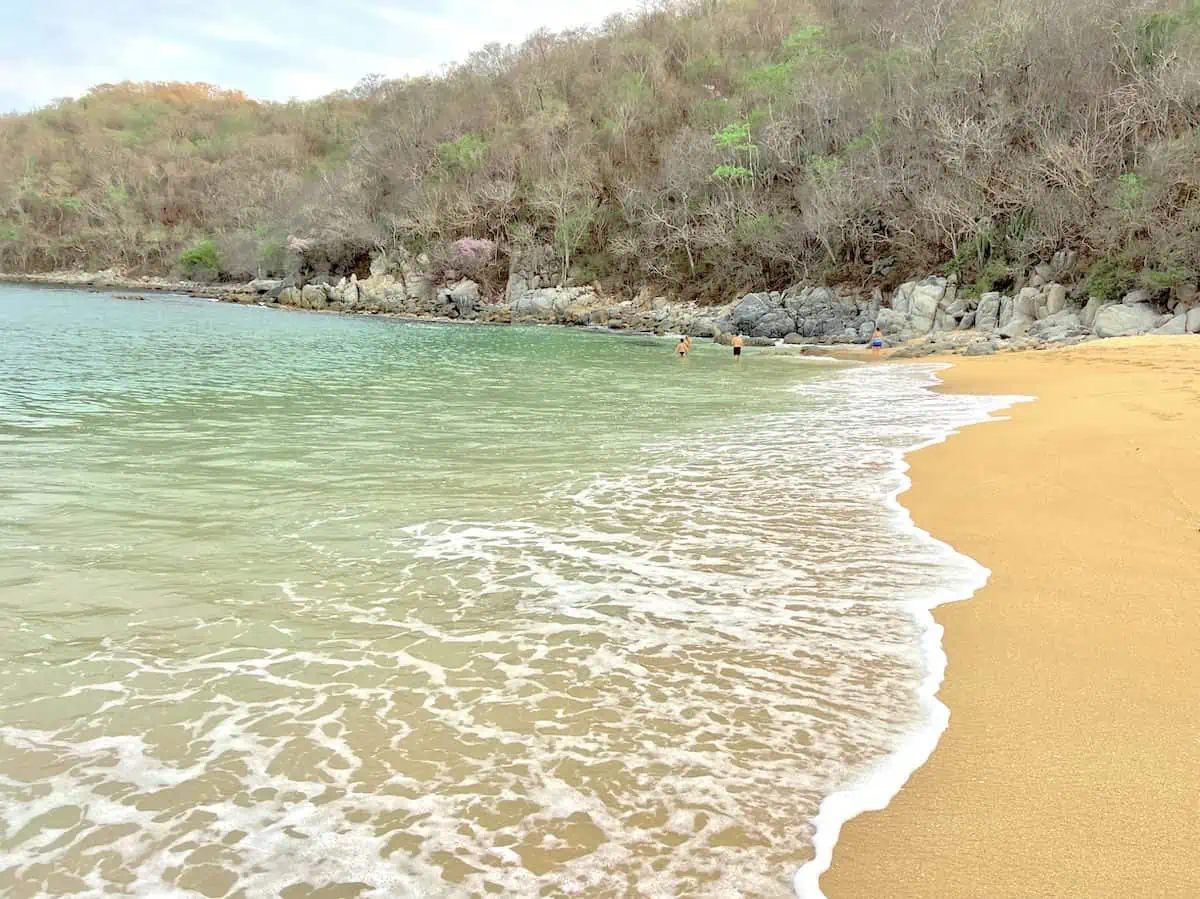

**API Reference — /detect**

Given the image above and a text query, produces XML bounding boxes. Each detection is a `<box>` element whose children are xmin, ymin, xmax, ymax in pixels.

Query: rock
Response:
<box><xmin>732</xmin><ymin>292</ymin><xmax>779</xmax><ymax>333</ymax></box>
<box><xmin>1080</xmin><ymin>297</ymin><xmax>1108</xmax><ymax>328</ymax></box>
<box><xmin>1188</xmin><ymin>306</ymin><xmax>1200</xmax><ymax>334</ymax></box>
<box><xmin>998</xmin><ymin>317</ymin><xmax>1032</xmax><ymax>339</ymax></box>
<box><xmin>998</xmin><ymin>295</ymin><xmax>1015</xmax><ymax>328</ymax></box>
<box><xmin>248</xmin><ymin>278</ymin><xmax>282</xmax><ymax>295</ymax></box>
<box><xmin>875</xmin><ymin>307</ymin><xmax>911</xmax><ymax>338</ymax></box>
<box><xmin>783</xmin><ymin>333</ymin><xmax>806</xmax><ymax>345</ymax></box>
<box><xmin>783</xmin><ymin>286</ymin><xmax>859</xmax><ymax>339</ymax></box>
<box><xmin>278</xmin><ymin>286</ymin><xmax>301</xmax><ymax>306</ymax></box>
<box><xmin>1029</xmin><ymin>310</ymin><xmax>1086</xmax><ymax>342</ymax></box>
<box><xmin>976</xmin><ymin>293</ymin><xmax>1001</xmax><ymax>332</ymax></box>
<box><xmin>957</xmin><ymin>311</ymin><xmax>977</xmax><ymax>330</ymax></box>
<box><xmin>890</xmin><ymin>343</ymin><xmax>939</xmax><ymax>359</ymax></box>
<box><xmin>341</xmin><ymin>278</ymin><xmax>359</xmax><ymax>307</ymax></box>
<box><xmin>858</xmin><ymin>320</ymin><xmax>876</xmax><ymax>340</ymax></box>
<box><xmin>1154</xmin><ymin>314</ymin><xmax>1188</xmax><ymax>335</ymax></box>
<box><xmin>908</xmin><ymin>277</ymin><xmax>946</xmax><ymax>332</ymax></box>
<box><xmin>750</xmin><ymin>309</ymin><xmax>797</xmax><ymax>339</ymax></box>
<box><xmin>1015</xmin><ymin>287</ymin><xmax>1040</xmax><ymax>320</ymax></box>
<box><xmin>689</xmin><ymin>317</ymin><xmax>719</xmax><ymax>338</ymax></box>
<box><xmin>1045</xmin><ymin>283</ymin><xmax>1068</xmax><ymax>316</ymax></box>
<box><xmin>1122</xmin><ymin>289</ymin><xmax>1150</xmax><ymax>306</ymax></box>
<box><xmin>300</xmin><ymin>284</ymin><xmax>327</xmax><ymax>309</ymax></box>
<box><xmin>965</xmin><ymin>341</ymin><xmax>997</xmax><ymax>356</ymax></box>
<box><xmin>1093</xmin><ymin>303</ymin><xmax>1160</xmax><ymax>338</ymax></box>
<box><xmin>512</xmin><ymin>290</ymin><xmax>556</xmax><ymax>319</ymax></box>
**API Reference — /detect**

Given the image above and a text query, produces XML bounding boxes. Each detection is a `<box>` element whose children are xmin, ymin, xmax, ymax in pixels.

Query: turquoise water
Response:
<box><xmin>0</xmin><ymin>286</ymin><xmax>1004</xmax><ymax>898</ymax></box>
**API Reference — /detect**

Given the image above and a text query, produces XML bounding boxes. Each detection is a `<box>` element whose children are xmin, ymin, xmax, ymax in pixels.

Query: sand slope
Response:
<box><xmin>824</xmin><ymin>336</ymin><xmax>1200</xmax><ymax>898</ymax></box>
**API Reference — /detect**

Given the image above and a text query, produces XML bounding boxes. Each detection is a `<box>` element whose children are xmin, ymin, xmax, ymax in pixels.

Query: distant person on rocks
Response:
<box><xmin>676</xmin><ymin>336</ymin><xmax>689</xmax><ymax>357</ymax></box>
<box><xmin>732</xmin><ymin>334</ymin><xmax>745</xmax><ymax>359</ymax></box>
<box><xmin>871</xmin><ymin>327</ymin><xmax>884</xmax><ymax>359</ymax></box>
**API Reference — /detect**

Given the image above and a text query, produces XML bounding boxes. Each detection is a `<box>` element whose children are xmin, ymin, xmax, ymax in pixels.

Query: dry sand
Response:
<box><xmin>823</xmin><ymin>335</ymin><xmax>1200</xmax><ymax>898</ymax></box>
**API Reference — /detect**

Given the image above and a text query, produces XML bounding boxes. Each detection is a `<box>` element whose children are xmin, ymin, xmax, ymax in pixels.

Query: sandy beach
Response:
<box><xmin>824</xmin><ymin>335</ymin><xmax>1200</xmax><ymax>898</ymax></box>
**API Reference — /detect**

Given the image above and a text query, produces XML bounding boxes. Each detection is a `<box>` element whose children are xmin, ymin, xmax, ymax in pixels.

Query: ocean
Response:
<box><xmin>0</xmin><ymin>285</ymin><xmax>1017</xmax><ymax>898</ymax></box>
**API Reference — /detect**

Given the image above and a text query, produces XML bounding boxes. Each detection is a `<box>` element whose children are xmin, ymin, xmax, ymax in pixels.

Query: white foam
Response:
<box><xmin>793</xmin><ymin>364</ymin><xmax>1031</xmax><ymax>899</ymax></box>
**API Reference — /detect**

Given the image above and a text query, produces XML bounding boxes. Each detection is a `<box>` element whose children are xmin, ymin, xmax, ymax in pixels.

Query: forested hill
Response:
<box><xmin>2</xmin><ymin>0</ymin><xmax>1199</xmax><ymax>303</ymax></box>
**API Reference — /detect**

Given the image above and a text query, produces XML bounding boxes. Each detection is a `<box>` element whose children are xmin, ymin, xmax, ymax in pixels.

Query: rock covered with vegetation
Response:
<box><xmin>3</xmin><ymin>0</ymin><xmax>1200</xmax><ymax>314</ymax></box>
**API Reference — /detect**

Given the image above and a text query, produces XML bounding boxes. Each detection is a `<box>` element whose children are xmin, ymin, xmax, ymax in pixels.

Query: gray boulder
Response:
<box><xmin>446</xmin><ymin>279</ymin><xmax>481</xmax><ymax>319</ymax></box>
<box><xmin>732</xmin><ymin>292</ymin><xmax>778</xmax><ymax>333</ymax></box>
<box><xmin>1045</xmin><ymin>283</ymin><xmax>1068</xmax><ymax>316</ymax></box>
<box><xmin>976</xmin><ymin>293</ymin><xmax>1001</xmax><ymax>332</ymax></box>
<box><xmin>1081</xmin><ymin>297</ymin><xmax>1108</xmax><ymax>328</ymax></box>
<box><xmin>751</xmin><ymin>309</ymin><xmax>797</xmax><ymax>339</ymax></box>
<box><xmin>278</xmin><ymin>286</ymin><xmax>301</xmax><ymax>306</ymax></box>
<box><xmin>1015</xmin><ymin>287</ymin><xmax>1040</xmax><ymax>320</ymax></box>
<box><xmin>1188</xmin><ymin>306</ymin><xmax>1200</xmax><ymax>334</ymax></box>
<box><xmin>1029</xmin><ymin>310</ymin><xmax>1086</xmax><ymax>342</ymax></box>
<box><xmin>1122</xmin><ymin>289</ymin><xmax>1150</xmax><ymax>306</ymax></box>
<box><xmin>965</xmin><ymin>341</ymin><xmax>997</xmax><ymax>357</ymax></box>
<box><xmin>998</xmin><ymin>317</ymin><xmax>1032</xmax><ymax>339</ymax></box>
<box><xmin>512</xmin><ymin>290</ymin><xmax>556</xmax><ymax>319</ymax></box>
<box><xmin>300</xmin><ymin>284</ymin><xmax>328</xmax><ymax>309</ymax></box>
<box><xmin>908</xmin><ymin>277</ymin><xmax>946</xmax><ymax>332</ymax></box>
<box><xmin>875</xmin><ymin>307</ymin><xmax>912</xmax><ymax>338</ymax></box>
<box><xmin>1154</xmin><ymin>313</ymin><xmax>1188</xmax><ymax>335</ymax></box>
<box><xmin>248</xmin><ymin>278</ymin><xmax>282</xmax><ymax>295</ymax></box>
<box><xmin>998</xmin><ymin>295</ymin><xmax>1015</xmax><ymax>328</ymax></box>
<box><xmin>784</xmin><ymin>286</ymin><xmax>859</xmax><ymax>339</ymax></box>
<box><xmin>1093</xmin><ymin>303</ymin><xmax>1160</xmax><ymax>338</ymax></box>
<box><xmin>957</xmin><ymin>311</ymin><xmax>977</xmax><ymax>330</ymax></box>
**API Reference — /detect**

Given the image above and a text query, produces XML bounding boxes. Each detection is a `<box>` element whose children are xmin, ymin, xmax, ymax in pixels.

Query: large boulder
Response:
<box><xmin>908</xmin><ymin>277</ymin><xmax>946</xmax><ymax>332</ymax></box>
<box><xmin>875</xmin><ymin>307</ymin><xmax>912</xmax><ymax>339</ymax></box>
<box><xmin>975</xmin><ymin>292</ymin><xmax>1001</xmax><ymax>332</ymax></box>
<box><xmin>278</xmin><ymin>286</ymin><xmax>301</xmax><ymax>306</ymax></box>
<box><xmin>1015</xmin><ymin>287</ymin><xmax>1040</xmax><ymax>320</ymax></box>
<box><xmin>446</xmin><ymin>279</ymin><xmax>481</xmax><ymax>319</ymax></box>
<box><xmin>1154</xmin><ymin>313</ymin><xmax>1188</xmax><ymax>335</ymax></box>
<box><xmin>998</xmin><ymin>295</ymin><xmax>1015</xmax><ymax>328</ymax></box>
<box><xmin>1122</xmin><ymin>289</ymin><xmax>1151</xmax><ymax>306</ymax></box>
<box><xmin>783</xmin><ymin>286</ymin><xmax>859</xmax><ymax>338</ymax></box>
<box><xmin>248</xmin><ymin>278</ymin><xmax>282</xmax><ymax>295</ymax></box>
<box><xmin>998</xmin><ymin>317</ymin><xmax>1032</xmax><ymax>339</ymax></box>
<box><xmin>1045</xmin><ymin>283</ymin><xmax>1068</xmax><ymax>316</ymax></box>
<box><xmin>1080</xmin><ymin>297</ymin><xmax>1108</xmax><ymax>328</ymax></box>
<box><xmin>300</xmin><ymin>284</ymin><xmax>328</xmax><ymax>310</ymax></box>
<box><xmin>751</xmin><ymin>309</ymin><xmax>797</xmax><ymax>339</ymax></box>
<box><xmin>732</xmin><ymin>292</ymin><xmax>778</xmax><ymax>333</ymax></box>
<box><xmin>1188</xmin><ymin>306</ymin><xmax>1200</xmax><ymax>334</ymax></box>
<box><xmin>1029</xmin><ymin>309</ymin><xmax>1087</xmax><ymax>342</ymax></box>
<box><xmin>965</xmin><ymin>341</ymin><xmax>997</xmax><ymax>356</ymax></box>
<box><xmin>1093</xmin><ymin>303</ymin><xmax>1161</xmax><ymax>338</ymax></box>
<box><xmin>512</xmin><ymin>290</ymin><xmax>557</xmax><ymax>320</ymax></box>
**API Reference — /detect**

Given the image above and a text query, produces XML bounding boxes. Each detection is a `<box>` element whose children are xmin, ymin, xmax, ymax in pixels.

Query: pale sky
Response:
<box><xmin>0</xmin><ymin>0</ymin><xmax>641</xmax><ymax>113</ymax></box>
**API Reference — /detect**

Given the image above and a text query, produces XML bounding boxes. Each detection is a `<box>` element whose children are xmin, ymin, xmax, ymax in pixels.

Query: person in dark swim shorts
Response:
<box><xmin>732</xmin><ymin>334</ymin><xmax>745</xmax><ymax>359</ymax></box>
<box><xmin>871</xmin><ymin>327</ymin><xmax>884</xmax><ymax>358</ymax></box>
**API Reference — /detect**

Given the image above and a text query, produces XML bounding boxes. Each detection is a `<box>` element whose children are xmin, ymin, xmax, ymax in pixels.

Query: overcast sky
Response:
<box><xmin>0</xmin><ymin>0</ymin><xmax>640</xmax><ymax>113</ymax></box>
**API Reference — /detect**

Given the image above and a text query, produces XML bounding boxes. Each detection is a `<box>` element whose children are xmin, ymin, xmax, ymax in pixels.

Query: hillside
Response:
<box><xmin>2</xmin><ymin>0</ymin><xmax>1200</xmax><ymax>304</ymax></box>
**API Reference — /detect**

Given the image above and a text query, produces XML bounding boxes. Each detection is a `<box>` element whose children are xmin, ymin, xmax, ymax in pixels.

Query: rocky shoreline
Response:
<box><xmin>5</xmin><ymin>254</ymin><xmax>1198</xmax><ymax>357</ymax></box>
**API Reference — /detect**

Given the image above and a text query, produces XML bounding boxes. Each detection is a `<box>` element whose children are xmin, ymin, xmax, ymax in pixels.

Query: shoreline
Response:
<box><xmin>820</xmin><ymin>336</ymin><xmax>1200</xmax><ymax>898</ymax></box>
<box><xmin>795</xmin><ymin>365</ymin><xmax>1029</xmax><ymax>899</ymax></box>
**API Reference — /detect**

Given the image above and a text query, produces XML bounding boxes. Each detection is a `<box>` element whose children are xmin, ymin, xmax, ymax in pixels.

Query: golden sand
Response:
<box><xmin>824</xmin><ymin>336</ymin><xmax>1200</xmax><ymax>898</ymax></box>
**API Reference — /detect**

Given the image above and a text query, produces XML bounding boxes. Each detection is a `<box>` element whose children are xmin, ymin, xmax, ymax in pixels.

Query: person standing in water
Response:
<box><xmin>732</xmin><ymin>334</ymin><xmax>745</xmax><ymax>360</ymax></box>
<box><xmin>675</xmin><ymin>336</ymin><xmax>689</xmax><ymax>357</ymax></box>
<box><xmin>870</xmin><ymin>327</ymin><xmax>884</xmax><ymax>359</ymax></box>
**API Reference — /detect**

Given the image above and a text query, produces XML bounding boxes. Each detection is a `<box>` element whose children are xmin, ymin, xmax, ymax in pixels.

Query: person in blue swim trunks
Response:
<box><xmin>871</xmin><ymin>326</ymin><xmax>884</xmax><ymax>358</ymax></box>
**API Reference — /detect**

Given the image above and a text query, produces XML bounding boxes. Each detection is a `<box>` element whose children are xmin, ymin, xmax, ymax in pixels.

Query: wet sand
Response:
<box><xmin>824</xmin><ymin>335</ymin><xmax>1200</xmax><ymax>898</ymax></box>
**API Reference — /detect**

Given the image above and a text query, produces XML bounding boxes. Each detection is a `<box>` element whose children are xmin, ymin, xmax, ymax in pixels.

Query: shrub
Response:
<box><xmin>179</xmin><ymin>240</ymin><xmax>220</xmax><ymax>280</ymax></box>
<box><xmin>1083</xmin><ymin>256</ymin><xmax>1138</xmax><ymax>302</ymax></box>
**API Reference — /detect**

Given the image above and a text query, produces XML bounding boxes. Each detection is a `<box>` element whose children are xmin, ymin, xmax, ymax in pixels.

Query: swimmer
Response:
<box><xmin>870</xmin><ymin>327</ymin><xmax>884</xmax><ymax>359</ymax></box>
<box><xmin>732</xmin><ymin>334</ymin><xmax>745</xmax><ymax>359</ymax></box>
<box><xmin>675</xmin><ymin>336</ymin><xmax>689</xmax><ymax>357</ymax></box>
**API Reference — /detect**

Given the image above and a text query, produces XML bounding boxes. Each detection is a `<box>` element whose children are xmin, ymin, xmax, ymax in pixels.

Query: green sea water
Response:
<box><xmin>0</xmin><ymin>285</ymin><xmax>1006</xmax><ymax>898</ymax></box>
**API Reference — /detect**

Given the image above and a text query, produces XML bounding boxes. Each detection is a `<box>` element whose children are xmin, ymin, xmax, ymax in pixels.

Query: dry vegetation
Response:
<box><xmin>2</xmin><ymin>0</ymin><xmax>1199</xmax><ymax>302</ymax></box>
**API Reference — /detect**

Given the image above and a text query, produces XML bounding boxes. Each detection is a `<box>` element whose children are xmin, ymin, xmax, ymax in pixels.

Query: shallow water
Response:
<box><xmin>0</xmin><ymin>287</ymin><xmax>1010</xmax><ymax>898</ymax></box>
